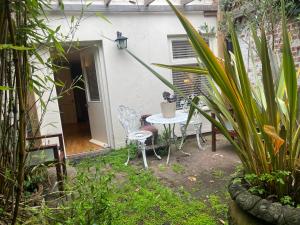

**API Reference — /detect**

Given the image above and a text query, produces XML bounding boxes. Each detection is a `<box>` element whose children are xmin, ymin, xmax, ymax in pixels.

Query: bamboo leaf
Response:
<box><xmin>0</xmin><ymin>86</ymin><xmax>12</xmax><ymax>91</ymax></box>
<box><xmin>95</xmin><ymin>12</ymin><xmax>112</xmax><ymax>24</ymax></box>
<box><xmin>0</xmin><ymin>44</ymin><xmax>33</xmax><ymax>50</ymax></box>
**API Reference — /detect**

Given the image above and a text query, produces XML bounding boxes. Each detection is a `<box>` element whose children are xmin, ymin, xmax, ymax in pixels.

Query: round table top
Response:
<box><xmin>146</xmin><ymin>112</ymin><xmax>188</xmax><ymax>125</ymax></box>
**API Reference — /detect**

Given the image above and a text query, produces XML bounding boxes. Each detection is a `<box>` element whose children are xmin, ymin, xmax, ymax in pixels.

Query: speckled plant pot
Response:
<box><xmin>228</xmin><ymin>178</ymin><xmax>300</xmax><ymax>225</ymax></box>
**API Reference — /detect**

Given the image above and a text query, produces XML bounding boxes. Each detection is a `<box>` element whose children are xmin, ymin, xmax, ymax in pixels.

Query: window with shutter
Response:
<box><xmin>170</xmin><ymin>37</ymin><xmax>210</xmax><ymax>109</ymax></box>
<box><xmin>172</xmin><ymin>69</ymin><xmax>210</xmax><ymax>108</ymax></box>
<box><xmin>171</xmin><ymin>39</ymin><xmax>196</xmax><ymax>59</ymax></box>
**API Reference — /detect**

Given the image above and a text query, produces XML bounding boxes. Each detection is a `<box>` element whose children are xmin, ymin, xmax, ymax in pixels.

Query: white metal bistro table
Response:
<box><xmin>146</xmin><ymin>111</ymin><xmax>188</xmax><ymax>164</ymax></box>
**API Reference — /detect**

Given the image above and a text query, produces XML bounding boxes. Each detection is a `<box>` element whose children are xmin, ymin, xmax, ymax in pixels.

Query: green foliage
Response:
<box><xmin>211</xmin><ymin>169</ymin><xmax>225</xmax><ymax>178</ymax></box>
<box><xmin>208</xmin><ymin>195</ymin><xmax>228</xmax><ymax>218</ymax></box>
<box><xmin>220</xmin><ymin>0</ymin><xmax>300</xmax><ymax>17</ymax></box>
<box><xmin>63</xmin><ymin>168</ymin><xmax>114</xmax><ymax>224</ymax></box>
<box><xmin>172</xmin><ymin>163</ymin><xmax>185</xmax><ymax>174</ymax></box>
<box><xmin>244</xmin><ymin>171</ymin><xmax>292</xmax><ymax>200</ymax></box>
<box><xmin>27</xmin><ymin>149</ymin><xmax>221</xmax><ymax>225</ymax></box>
<box><xmin>24</xmin><ymin>165</ymin><xmax>48</xmax><ymax>193</ymax></box>
<box><xmin>220</xmin><ymin>0</ymin><xmax>300</xmax><ymax>51</ymax></box>
<box><xmin>0</xmin><ymin>0</ymin><xmax>85</xmax><ymax>223</ymax></box>
<box><xmin>280</xmin><ymin>195</ymin><xmax>294</xmax><ymax>206</ymax></box>
<box><xmin>127</xmin><ymin>0</ymin><xmax>300</xmax><ymax>204</ymax></box>
<box><xmin>158</xmin><ymin>163</ymin><xmax>167</xmax><ymax>171</ymax></box>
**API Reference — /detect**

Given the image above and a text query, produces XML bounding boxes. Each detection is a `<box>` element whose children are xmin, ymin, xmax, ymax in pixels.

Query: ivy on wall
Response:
<box><xmin>221</xmin><ymin>0</ymin><xmax>300</xmax><ymax>18</ymax></box>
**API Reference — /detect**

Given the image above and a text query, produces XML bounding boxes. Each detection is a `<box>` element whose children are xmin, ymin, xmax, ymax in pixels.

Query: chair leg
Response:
<box><xmin>166</xmin><ymin>144</ymin><xmax>171</xmax><ymax>165</ymax></box>
<box><xmin>152</xmin><ymin>136</ymin><xmax>161</xmax><ymax>160</ymax></box>
<box><xmin>200</xmin><ymin>132</ymin><xmax>207</xmax><ymax>143</ymax></box>
<box><xmin>125</xmin><ymin>138</ymin><xmax>130</xmax><ymax>166</ymax></box>
<box><xmin>140</xmin><ymin>140</ymin><xmax>148</xmax><ymax>169</ymax></box>
<box><xmin>125</xmin><ymin>148</ymin><xmax>130</xmax><ymax>166</ymax></box>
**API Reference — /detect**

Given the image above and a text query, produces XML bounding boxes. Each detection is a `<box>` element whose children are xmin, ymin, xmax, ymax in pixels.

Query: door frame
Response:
<box><xmin>62</xmin><ymin>40</ymin><xmax>114</xmax><ymax>150</ymax></box>
<box><xmin>93</xmin><ymin>42</ymin><xmax>114</xmax><ymax>149</ymax></box>
<box><xmin>84</xmin><ymin>41</ymin><xmax>114</xmax><ymax>149</ymax></box>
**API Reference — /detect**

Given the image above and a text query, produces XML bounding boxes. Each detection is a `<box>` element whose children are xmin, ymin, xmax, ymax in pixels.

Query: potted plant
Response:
<box><xmin>161</xmin><ymin>91</ymin><xmax>177</xmax><ymax>118</ymax></box>
<box><xmin>127</xmin><ymin>0</ymin><xmax>300</xmax><ymax>224</ymax></box>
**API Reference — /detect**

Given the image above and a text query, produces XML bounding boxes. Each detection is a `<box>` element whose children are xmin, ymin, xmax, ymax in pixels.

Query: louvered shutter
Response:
<box><xmin>171</xmin><ymin>39</ymin><xmax>196</xmax><ymax>59</ymax></box>
<box><xmin>172</xmin><ymin>70</ymin><xmax>210</xmax><ymax>108</ymax></box>
<box><xmin>170</xmin><ymin>37</ymin><xmax>210</xmax><ymax>109</ymax></box>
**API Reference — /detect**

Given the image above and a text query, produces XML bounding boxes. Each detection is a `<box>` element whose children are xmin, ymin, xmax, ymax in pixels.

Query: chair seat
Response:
<box><xmin>128</xmin><ymin>130</ymin><xmax>152</xmax><ymax>141</ymax></box>
<box><xmin>141</xmin><ymin>125</ymin><xmax>158</xmax><ymax>134</ymax></box>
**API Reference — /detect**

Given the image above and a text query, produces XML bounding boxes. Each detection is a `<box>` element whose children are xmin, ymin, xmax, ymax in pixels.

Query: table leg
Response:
<box><xmin>179</xmin><ymin>123</ymin><xmax>186</xmax><ymax>150</ymax></box>
<box><xmin>194</xmin><ymin>123</ymin><xmax>204</xmax><ymax>151</ymax></box>
<box><xmin>180</xmin><ymin>148</ymin><xmax>191</xmax><ymax>156</ymax></box>
<box><xmin>152</xmin><ymin>136</ymin><xmax>161</xmax><ymax>160</ymax></box>
<box><xmin>175</xmin><ymin>124</ymin><xmax>190</xmax><ymax>156</ymax></box>
<box><xmin>166</xmin><ymin>144</ymin><xmax>171</xmax><ymax>165</ymax></box>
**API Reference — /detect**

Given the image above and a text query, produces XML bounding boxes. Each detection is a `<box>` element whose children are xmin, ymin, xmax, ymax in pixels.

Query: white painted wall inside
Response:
<box><xmin>45</xmin><ymin>8</ymin><xmax>217</xmax><ymax>148</ymax></box>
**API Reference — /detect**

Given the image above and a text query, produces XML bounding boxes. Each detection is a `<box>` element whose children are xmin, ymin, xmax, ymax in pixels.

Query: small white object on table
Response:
<box><xmin>146</xmin><ymin>111</ymin><xmax>188</xmax><ymax>164</ymax></box>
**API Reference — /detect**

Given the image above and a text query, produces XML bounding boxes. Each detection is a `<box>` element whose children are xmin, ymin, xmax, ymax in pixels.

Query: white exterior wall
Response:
<box><xmin>45</xmin><ymin>5</ymin><xmax>217</xmax><ymax>148</ymax></box>
<box><xmin>33</xmin><ymin>49</ymin><xmax>63</xmax><ymax>146</ymax></box>
<box><xmin>59</xmin><ymin>0</ymin><xmax>214</xmax><ymax>6</ymax></box>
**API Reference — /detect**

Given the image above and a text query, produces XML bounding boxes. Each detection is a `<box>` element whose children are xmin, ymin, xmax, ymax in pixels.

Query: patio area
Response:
<box><xmin>135</xmin><ymin>134</ymin><xmax>240</xmax><ymax>197</ymax></box>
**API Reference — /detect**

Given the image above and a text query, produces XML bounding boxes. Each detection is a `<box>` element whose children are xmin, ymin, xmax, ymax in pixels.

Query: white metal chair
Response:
<box><xmin>179</xmin><ymin>96</ymin><xmax>206</xmax><ymax>151</ymax></box>
<box><xmin>118</xmin><ymin>105</ymin><xmax>161</xmax><ymax>169</ymax></box>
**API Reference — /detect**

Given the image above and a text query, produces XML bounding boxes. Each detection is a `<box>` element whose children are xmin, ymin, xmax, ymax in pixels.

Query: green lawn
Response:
<box><xmin>28</xmin><ymin>148</ymin><xmax>228</xmax><ymax>225</ymax></box>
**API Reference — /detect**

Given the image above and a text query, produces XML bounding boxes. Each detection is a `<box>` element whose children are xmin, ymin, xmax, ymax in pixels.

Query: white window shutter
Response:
<box><xmin>172</xmin><ymin>70</ymin><xmax>210</xmax><ymax>108</ymax></box>
<box><xmin>170</xmin><ymin>37</ymin><xmax>210</xmax><ymax>109</ymax></box>
<box><xmin>171</xmin><ymin>40</ymin><xmax>196</xmax><ymax>59</ymax></box>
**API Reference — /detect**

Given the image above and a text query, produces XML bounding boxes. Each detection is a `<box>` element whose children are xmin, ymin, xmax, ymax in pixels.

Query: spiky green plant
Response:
<box><xmin>127</xmin><ymin>0</ymin><xmax>300</xmax><ymax>201</ymax></box>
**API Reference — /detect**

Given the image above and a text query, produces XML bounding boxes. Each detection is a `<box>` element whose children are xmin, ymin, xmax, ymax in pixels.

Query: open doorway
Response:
<box><xmin>54</xmin><ymin>46</ymin><xmax>109</xmax><ymax>156</ymax></box>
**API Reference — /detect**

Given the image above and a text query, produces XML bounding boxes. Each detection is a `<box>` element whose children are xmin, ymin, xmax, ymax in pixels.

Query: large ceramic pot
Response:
<box><xmin>160</xmin><ymin>102</ymin><xmax>176</xmax><ymax>118</ymax></box>
<box><xmin>228</xmin><ymin>177</ymin><xmax>300</xmax><ymax>225</ymax></box>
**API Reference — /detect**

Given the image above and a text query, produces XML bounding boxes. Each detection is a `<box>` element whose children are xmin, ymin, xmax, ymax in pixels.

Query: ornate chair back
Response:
<box><xmin>118</xmin><ymin>105</ymin><xmax>140</xmax><ymax>135</ymax></box>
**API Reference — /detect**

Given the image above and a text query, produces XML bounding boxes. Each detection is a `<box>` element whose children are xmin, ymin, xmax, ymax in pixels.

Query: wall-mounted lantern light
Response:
<box><xmin>115</xmin><ymin>31</ymin><xmax>128</xmax><ymax>49</ymax></box>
